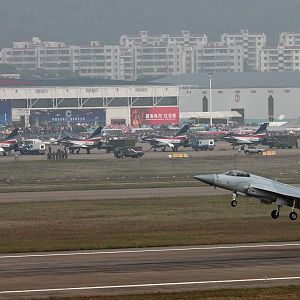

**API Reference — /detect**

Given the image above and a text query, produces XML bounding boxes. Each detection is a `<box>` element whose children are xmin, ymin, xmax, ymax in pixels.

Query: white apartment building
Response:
<box><xmin>120</xmin><ymin>30</ymin><xmax>208</xmax><ymax>47</ymax></box>
<box><xmin>221</xmin><ymin>29</ymin><xmax>266</xmax><ymax>71</ymax></box>
<box><xmin>279</xmin><ymin>32</ymin><xmax>300</xmax><ymax>46</ymax></box>
<box><xmin>7</xmin><ymin>30</ymin><xmax>300</xmax><ymax>80</ymax></box>
<box><xmin>194</xmin><ymin>42</ymin><xmax>243</xmax><ymax>73</ymax></box>
<box><xmin>1</xmin><ymin>37</ymin><xmax>121</xmax><ymax>79</ymax></box>
<box><xmin>119</xmin><ymin>31</ymin><xmax>208</xmax><ymax>80</ymax></box>
<box><xmin>260</xmin><ymin>32</ymin><xmax>300</xmax><ymax>72</ymax></box>
<box><xmin>75</xmin><ymin>42</ymin><xmax>120</xmax><ymax>79</ymax></box>
<box><xmin>261</xmin><ymin>43</ymin><xmax>300</xmax><ymax>72</ymax></box>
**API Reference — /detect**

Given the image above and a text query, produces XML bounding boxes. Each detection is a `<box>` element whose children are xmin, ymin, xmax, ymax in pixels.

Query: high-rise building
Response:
<box><xmin>120</xmin><ymin>30</ymin><xmax>208</xmax><ymax>47</ymax></box>
<box><xmin>279</xmin><ymin>31</ymin><xmax>300</xmax><ymax>46</ymax></box>
<box><xmin>9</xmin><ymin>30</ymin><xmax>300</xmax><ymax>79</ymax></box>
<box><xmin>261</xmin><ymin>43</ymin><xmax>300</xmax><ymax>72</ymax></box>
<box><xmin>221</xmin><ymin>29</ymin><xmax>266</xmax><ymax>71</ymax></box>
<box><xmin>194</xmin><ymin>42</ymin><xmax>243</xmax><ymax>73</ymax></box>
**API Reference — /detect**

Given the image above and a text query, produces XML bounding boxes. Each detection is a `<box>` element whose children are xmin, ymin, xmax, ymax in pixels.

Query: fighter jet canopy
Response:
<box><xmin>225</xmin><ymin>170</ymin><xmax>250</xmax><ymax>177</ymax></box>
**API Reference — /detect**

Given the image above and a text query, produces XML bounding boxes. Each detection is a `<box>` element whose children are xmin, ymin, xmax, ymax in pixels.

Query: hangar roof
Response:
<box><xmin>180</xmin><ymin>111</ymin><xmax>242</xmax><ymax>119</ymax></box>
<box><xmin>0</xmin><ymin>77</ymin><xmax>159</xmax><ymax>87</ymax></box>
<box><xmin>154</xmin><ymin>72</ymin><xmax>300</xmax><ymax>89</ymax></box>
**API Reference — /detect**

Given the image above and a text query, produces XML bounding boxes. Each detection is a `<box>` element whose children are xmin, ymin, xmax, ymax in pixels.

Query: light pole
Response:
<box><xmin>208</xmin><ymin>74</ymin><xmax>213</xmax><ymax>127</ymax></box>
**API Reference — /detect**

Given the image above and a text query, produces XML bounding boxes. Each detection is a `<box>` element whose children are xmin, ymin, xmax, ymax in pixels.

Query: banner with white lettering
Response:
<box><xmin>30</xmin><ymin>109</ymin><xmax>106</xmax><ymax>125</ymax></box>
<box><xmin>131</xmin><ymin>107</ymin><xmax>179</xmax><ymax>126</ymax></box>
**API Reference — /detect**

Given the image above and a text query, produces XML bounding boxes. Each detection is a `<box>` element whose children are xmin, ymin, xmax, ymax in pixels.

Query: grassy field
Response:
<box><xmin>41</xmin><ymin>285</ymin><xmax>300</xmax><ymax>300</ymax></box>
<box><xmin>1</xmin><ymin>153</ymin><xmax>300</xmax><ymax>192</ymax></box>
<box><xmin>0</xmin><ymin>195</ymin><xmax>299</xmax><ymax>253</ymax></box>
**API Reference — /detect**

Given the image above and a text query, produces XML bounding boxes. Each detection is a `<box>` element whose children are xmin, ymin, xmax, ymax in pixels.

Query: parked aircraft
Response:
<box><xmin>0</xmin><ymin>128</ymin><xmax>19</xmax><ymax>156</ymax></box>
<box><xmin>58</xmin><ymin>126</ymin><xmax>103</xmax><ymax>154</ymax></box>
<box><xmin>222</xmin><ymin>123</ymin><xmax>268</xmax><ymax>148</ymax></box>
<box><xmin>268</xmin><ymin>117</ymin><xmax>300</xmax><ymax>133</ymax></box>
<box><xmin>194</xmin><ymin>170</ymin><xmax>300</xmax><ymax>221</ymax></box>
<box><xmin>141</xmin><ymin>124</ymin><xmax>190</xmax><ymax>152</ymax></box>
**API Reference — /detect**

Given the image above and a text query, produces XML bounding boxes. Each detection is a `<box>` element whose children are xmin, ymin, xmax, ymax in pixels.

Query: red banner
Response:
<box><xmin>131</xmin><ymin>107</ymin><xmax>179</xmax><ymax>126</ymax></box>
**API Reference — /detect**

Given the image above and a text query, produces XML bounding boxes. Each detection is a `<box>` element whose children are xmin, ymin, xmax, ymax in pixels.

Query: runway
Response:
<box><xmin>1</xmin><ymin>242</ymin><xmax>300</xmax><ymax>299</ymax></box>
<box><xmin>0</xmin><ymin>186</ymin><xmax>229</xmax><ymax>203</ymax></box>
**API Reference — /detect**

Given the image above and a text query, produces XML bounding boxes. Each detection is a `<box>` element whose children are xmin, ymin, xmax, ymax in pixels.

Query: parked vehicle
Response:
<box><xmin>244</xmin><ymin>146</ymin><xmax>266</xmax><ymax>155</ymax></box>
<box><xmin>99</xmin><ymin>139</ymin><xmax>136</xmax><ymax>153</ymax></box>
<box><xmin>18</xmin><ymin>139</ymin><xmax>46</xmax><ymax>155</ymax></box>
<box><xmin>192</xmin><ymin>139</ymin><xmax>215</xmax><ymax>151</ymax></box>
<box><xmin>263</xmin><ymin>135</ymin><xmax>298</xmax><ymax>149</ymax></box>
<box><xmin>114</xmin><ymin>147</ymin><xmax>144</xmax><ymax>158</ymax></box>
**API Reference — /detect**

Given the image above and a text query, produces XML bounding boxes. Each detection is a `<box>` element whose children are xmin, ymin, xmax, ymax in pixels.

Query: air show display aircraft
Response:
<box><xmin>141</xmin><ymin>124</ymin><xmax>190</xmax><ymax>152</ymax></box>
<box><xmin>222</xmin><ymin>122</ymin><xmax>268</xmax><ymax>147</ymax></box>
<box><xmin>0</xmin><ymin>128</ymin><xmax>19</xmax><ymax>155</ymax></box>
<box><xmin>194</xmin><ymin>170</ymin><xmax>300</xmax><ymax>221</ymax></box>
<box><xmin>58</xmin><ymin>126</ymin><xmax>103</xmax><ymax>154</ymax></box>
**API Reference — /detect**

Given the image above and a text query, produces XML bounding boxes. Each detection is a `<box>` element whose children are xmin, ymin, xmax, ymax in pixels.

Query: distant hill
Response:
<box><xmin>1</xmin><ymin>0</ymin><xmax>300</xmax><ymax>47</ymax></box>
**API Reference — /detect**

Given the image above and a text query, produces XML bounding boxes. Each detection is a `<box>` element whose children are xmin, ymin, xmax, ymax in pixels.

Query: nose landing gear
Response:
<box><xmin>231</xmin><ymin>192</ymin><xmax>238</xmax><ymax>207</ymax></box>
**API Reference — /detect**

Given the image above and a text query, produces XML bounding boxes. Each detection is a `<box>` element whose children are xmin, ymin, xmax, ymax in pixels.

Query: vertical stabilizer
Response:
<box><xmin>175</xmin><ymin>124</ymin><xmax>190</xmax><ymax>137</ymax></box>
<box><xmin>255</xmin><ymin>122</ymin><xmax>268</xmax><ymax>134</ymax></box>
<box><xmin>5</xmin><ymin>128</ymin><xmax>19</xmax><ymax>141</ymax></box>
<box><xmin>89</xmin><ymin>126</ymin><xmax>103</xmax><ymax>138</ymax></box>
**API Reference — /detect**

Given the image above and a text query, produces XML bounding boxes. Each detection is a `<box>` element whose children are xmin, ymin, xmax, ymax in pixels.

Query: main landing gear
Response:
<box><xmin>289</xmin><ymin>200</ymin><xmax>297</xmax><ymax>221</ymax></box>
<box><xmin>271</xmin><ymin>200</ymin><xmax>298</xmax><ymax>221</ymax></box>
<box><xmin>231</xmin><ymin>192</ymin><xmax>238</xmax><ymax>207</ymax></box>
<box><xmin>271</xmin><ymin>206</ymin><xmax>280</xmax><ymax>219</ymax></box>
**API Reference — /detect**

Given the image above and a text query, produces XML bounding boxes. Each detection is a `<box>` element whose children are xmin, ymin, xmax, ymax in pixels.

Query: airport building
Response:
<box><xmin>1</xmin><ymin>71</ymin><xmax>300</xmax><ymax>126</ymax></box>
<box><xmin>0</xmin><ymin>78</ymin><xmax>179</xmax><ymax>127</ymax></box>
<box><xmin>156</xmin><ymin>71</ymin><xmax>300</xmax><ymax>123</ymax></box>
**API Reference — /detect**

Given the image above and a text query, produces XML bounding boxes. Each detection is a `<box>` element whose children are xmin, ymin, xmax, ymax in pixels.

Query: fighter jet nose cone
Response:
<box><xmin>193</xmin><ymin>174</ymin><xmax>215</xmax><ymax>185</ymax></box>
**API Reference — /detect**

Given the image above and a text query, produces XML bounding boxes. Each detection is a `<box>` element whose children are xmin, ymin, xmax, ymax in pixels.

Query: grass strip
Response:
<box><xmin>0</xmin><ymin>196</ymin><xmax>299</xmax><ymax>253</ymax></box>
<box><xmin>40</xmin><ymin>285</ymin><xmax>300</xmax><ymax>300</ymax></box>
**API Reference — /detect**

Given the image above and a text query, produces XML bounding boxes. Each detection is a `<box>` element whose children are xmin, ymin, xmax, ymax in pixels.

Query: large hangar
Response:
<box><xmin>156</xmin><ymin>72</ymin><xmax>300</xmax><ymax>123</ymax></box>
<box><xmin>0</xmin><ymin>78</ymin><xmax>180</xmax><ymax>127</ymax></box>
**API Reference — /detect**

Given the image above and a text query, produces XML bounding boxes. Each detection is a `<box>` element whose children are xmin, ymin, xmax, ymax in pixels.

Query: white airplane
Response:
<box><xmin>58</xmin><ymin>126</ymin><xmax>103</xmax><ymax>154</ymax></box>
<box><xmin>0</xmin><ymin>128</ymin><xmax>19</xmax><ymax>156</ymax></box>
<box><xmin>194</xmin><ymin>170</ymin><xmax>300</xmax><ymax>221</ymax></box>
<box><xmin>141</xmin><ymin>124</ymin><xmax>190</xmax><ymax>152</ymax></box>
<box><xmin>222</xmin><ymin>123</ymin><xmax>268</xmax><ymax>147</ymax></box>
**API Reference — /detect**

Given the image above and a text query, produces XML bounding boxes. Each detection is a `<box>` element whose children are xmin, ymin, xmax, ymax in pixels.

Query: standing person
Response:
<box><xmin>64</xmin><ymin>147</ymin><xmax>68</xmax><ymax>160</ymax></box>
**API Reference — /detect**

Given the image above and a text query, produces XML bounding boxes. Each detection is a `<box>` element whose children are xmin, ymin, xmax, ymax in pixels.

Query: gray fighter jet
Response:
<box><xmin>194</xmin><ymin>170</ymin><xmax>300</xmax><ymax>221</ymax></box>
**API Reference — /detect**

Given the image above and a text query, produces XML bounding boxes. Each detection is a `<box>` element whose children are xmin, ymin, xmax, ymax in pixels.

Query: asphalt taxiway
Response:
<box><xmin>1</xmin><ymin>242</ymin><xmax>300</xmax><ymax>299</ymax></box>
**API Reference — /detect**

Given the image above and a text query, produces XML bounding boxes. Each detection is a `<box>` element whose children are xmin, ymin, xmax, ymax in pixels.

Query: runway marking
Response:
<box><xmin>1</xmin><ymin>242</ymin><xmax>300</xmax><ymax>259</ymax></box>
<box><xmin>1</xmin><ymin>276</ymin><xmax>300</xmax><ymax>294</ymax></box>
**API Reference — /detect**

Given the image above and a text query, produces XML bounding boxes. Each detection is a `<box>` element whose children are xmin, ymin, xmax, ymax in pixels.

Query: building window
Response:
<box><xmin>235</xmin><ymin>90</ymin><xmax>240</xmax><ymax>94</ymax></box>
<box><xmin>268</xmin><ymin>94</ymin><xmax>274</xmax><ymax>122</ymax></box>
<box><xmin>285</xmin><ymin>89</ymin><xmax>290</xmax><ymax>93</ymax></box>
<box><xmin>268</xmin><ymin>90</ymin><xmax>273</xmax><ymax>93</ymax></box>
<box><xmin>202</xmin><ymin>96</ymin><xmax>208</xmax><ymax>112</ymax></box>
<box><xmin>218</xmin><ymin>90</ymin><xmax>223</xmax><ymax>94</ymax></box>
<box><xmin>202</xmin><ymin>91</ymin><xmax>207</xmax><ymax>95</ymax></box>
<box><xmin>251</xmin><ymin>90</ymin><xmax>256</xmax><ymax>93</ymax></box>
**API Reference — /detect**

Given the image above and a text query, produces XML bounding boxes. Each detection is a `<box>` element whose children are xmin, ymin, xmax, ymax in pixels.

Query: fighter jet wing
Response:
<box><xmin>70</xmin><ymin>142</ymin><xmax>89</xmax><ymax>148</ymax></box>
<box><xmin>157</xmin><ymin>142</ymin><xmax>174</xmax><ymax>148</ymax></box>
<box><xmin>234</xmin><ymin>138</ymin><xmax>254</xmax><ymax>144</ymax></box>
<box><xmin>248</xmin><ymin>182</ymin><xmax>300</xmax><ymax>200</ymax></box>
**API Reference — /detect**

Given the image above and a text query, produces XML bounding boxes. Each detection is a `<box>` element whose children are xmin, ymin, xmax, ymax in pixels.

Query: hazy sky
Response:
<box><xmin>1</xmin><ymin>0</ymin><xmax>300</xmax><ymax>47</ymax></box>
